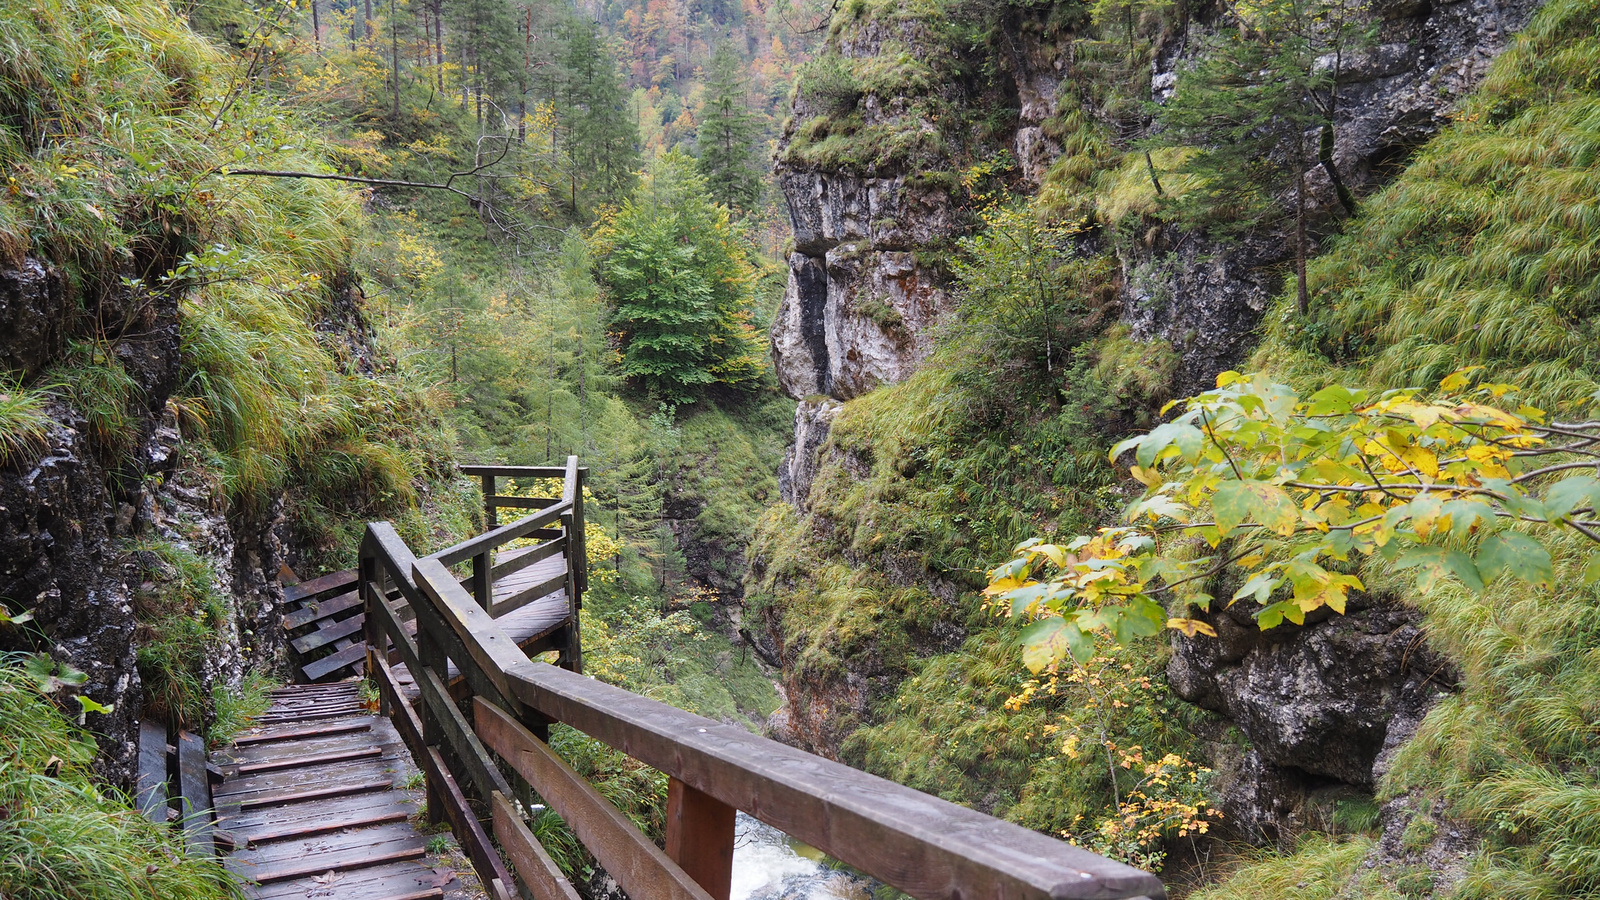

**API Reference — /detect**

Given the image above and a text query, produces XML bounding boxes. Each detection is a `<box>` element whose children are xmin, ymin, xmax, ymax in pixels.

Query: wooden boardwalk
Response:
<box><xmin>210</xmin><ymin>683</ymin><xmax>467</xmax><ymax>900</ymax></box>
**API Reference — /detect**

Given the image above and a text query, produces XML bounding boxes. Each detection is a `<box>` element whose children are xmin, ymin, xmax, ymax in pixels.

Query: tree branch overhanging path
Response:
<box><xmin>218</xmin><ymin>136</ymin><xmax>568</xmax><ymax>238</ymax></box>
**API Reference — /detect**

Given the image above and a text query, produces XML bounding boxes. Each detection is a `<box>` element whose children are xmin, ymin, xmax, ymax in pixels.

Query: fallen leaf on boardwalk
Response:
<box><xmin>311</xmin><ymin>870</ymin><xmax>343</xmax><ymax>886</ymax></box>
<box><xmin>424</xmin><ymin>868</ymin><xmax>457</xmax><ymax>887</ymax></box>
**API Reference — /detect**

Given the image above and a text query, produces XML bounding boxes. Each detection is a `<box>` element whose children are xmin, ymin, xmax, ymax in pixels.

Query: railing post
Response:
<box><xmin>481</xmin><ymin>472</ymin><xmax>497</xmax><ymax>528</ymax></box>
<box><xmin>416</xmin><ymin>612</ymin><xmax>446</xmax><ymax>828</ymax></box>
<box><xmin>664</xmin><ymin>777</ymin><xmax>736</xmax><ymax>900</ymax></box>
<box><xmin>472</xmin><ymin>551</ymin><xmax>492</xmax><ymax>612</ymax></box>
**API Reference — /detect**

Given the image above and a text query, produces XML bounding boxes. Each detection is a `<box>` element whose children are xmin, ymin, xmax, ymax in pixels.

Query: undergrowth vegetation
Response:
<box><xmin>0</xmin><ymin>661</ymin><xmax>239</xmax><ymax>900</ymax></box>
<box><xmin>1199</xmin><ymin>0</ymin><xmax>1600</xmax><ymax>893</ymax></box>
<box><xmin>1261</xmin><ymin>0</ymin><xmax>1600</xmax><ymax>411</ymax></box>
<box><xmin>0</xmin><ymin>0</ymin><xmax>474</xmax><ymax>574</ymax></box>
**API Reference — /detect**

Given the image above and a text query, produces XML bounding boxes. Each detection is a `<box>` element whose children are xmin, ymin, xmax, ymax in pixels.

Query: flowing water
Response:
<box><xmin>729</xmin><ymin>813</ymin><xmax>878</xmax><ymax>900</ymax></box>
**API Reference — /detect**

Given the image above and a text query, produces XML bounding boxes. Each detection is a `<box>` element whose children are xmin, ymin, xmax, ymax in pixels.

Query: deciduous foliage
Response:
<box><xmin>590</xmin><ymin>151</ymin><xmax>764</xmax><ymax>403</ymax></box>
<box><xmin>988</xmin><ymin>368</ymin><xmax>1600</xmax><ymax>670</ymax></box>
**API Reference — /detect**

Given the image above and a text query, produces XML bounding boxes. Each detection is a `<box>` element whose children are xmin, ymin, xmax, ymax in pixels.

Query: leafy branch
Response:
<box><xmin>987</xmin><ymin>367</ymin><xmax>1600</xmax><ymax>671</ymax></box>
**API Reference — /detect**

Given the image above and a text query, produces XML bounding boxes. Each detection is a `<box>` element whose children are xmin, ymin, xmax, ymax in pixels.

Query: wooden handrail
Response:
<box><xmin>361</xmin><ymin>459</ymin><xmax>1165</xmax><ymax>900</ymax></box>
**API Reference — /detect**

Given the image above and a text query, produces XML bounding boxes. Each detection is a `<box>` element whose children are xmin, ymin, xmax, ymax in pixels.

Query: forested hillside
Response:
<box><xmin>2</xmin><ymin>0</ymin><xmax>1598</xmax><ymax>896</ymax></box>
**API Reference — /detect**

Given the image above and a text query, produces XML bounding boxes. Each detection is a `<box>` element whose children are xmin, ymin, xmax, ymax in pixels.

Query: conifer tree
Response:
<box><xmin>1150</xmin><ymin>0</ymin><xmax>1367</xmax><ymax>314</ymax></box>
<box><xmin>695</xmin><ymin>40</ymin><xmax>764</xmax><ymax>213</ymax></box>
<box><xmin>560</xmin><ymin>20</ymin><xmax>641</xmax><ymax>211</ymax></box>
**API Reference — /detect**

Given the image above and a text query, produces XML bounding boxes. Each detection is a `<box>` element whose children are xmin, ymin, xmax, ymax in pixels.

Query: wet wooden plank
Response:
<box><xmin>283</xmin><ymin>569</ymin><xmax>359</xmax><ymax>604</ymax></box>
<box><xmin>292</xmin><ymin>613</ymin><xmax>367</xmax><ymax>652</ymax></box>
<box><xmin>235</xmin><ymin>806</ymin><xmax>413</xmax><ymax>847</ymax></box>
<box><xmin>491</xmin><ymin>572</ymin><xmax>567</xmax><ymax>619</ymax></box>
<box><xmin>283</xmin><ymin>588</ymin><xmax>362</xmax><ymax>630</ymax></box>
<box><xmin>492</xmin><ymin>791</ymin><xmax>582</xmax><ymax>900</ymax></box>
<box><xmin>235</xmin><ymin>746</ymin><xmax>382</xmax><ymax>775</ymax></box>
<box><xmin>136</xmin><ymin>719</ymin><xmax>169</xmax><ymax>823</ymax></box>
<box><xmin>220</xmin><ymin>790</ymin><xmax>415</xmax><ymax>836</ymax></box>
<box><xmin>494</xmin><ymin>664</ymin><xmax>1168</xmax><ymax>900</ymax></box>
<box><xmin>665</xmin><ymin>778</ymin><xmax>735</xmax><ymax>900</ymax></box>
<box><xmin>233</xmin><ymin>720</ymin><xmax>371</xmax><ymax>747</ymax></box>
<box><xmin>223</xmin><ymin>729</ymin><xmax>380</xmax><ymax>765</ymax></box>
<box><xmin>474</xmin><ymin>700</ymin><xmax>713</xmax><ymax>900</ymax></box>
<box><xmin>229</xmin><ymin>833</ymin><xmax>427</xmax><ymax>884</ymax></box>
<box><xmin>254</xmin><ymin>702</ymin><xmax>370</xmax><ymax>723</ymax></box>
<box><xmin>232</xmin><ymin>821</ymin><xmax>424</xmax><ymax>868</ymax></box>
<box><xmin>491</xmin><ymin>537</ymin><xmax>565</xmax><ymax>580</ymax></box>
<box><xmin>176</xmin><ymin>730</ymin><xmax>213</xmax><ymax>855</ymax></box>
<box><xmin>301</xmin><ymin>644</ymin><xmax>371</xmax><ymax>681</ymax></box>
<box><xmin>248</xmin><ymin>860</ymin><xmax>450</xmax><ymax>900</ymax></box>
<box><xmin>229</xmin><ymin>778</ymin><xmax>396</xmax><ymax>811</ymax></box>
<box><xmin>214</xmin><ymin>755</ymin><xmax>402</xmax><ymax>801</ymax></box>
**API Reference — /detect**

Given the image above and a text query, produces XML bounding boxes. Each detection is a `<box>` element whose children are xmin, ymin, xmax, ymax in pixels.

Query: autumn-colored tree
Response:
<box><xmin>989</xmin><ymin>368</ymin><xmax>1600</xmax><ymax>670</ymax></box>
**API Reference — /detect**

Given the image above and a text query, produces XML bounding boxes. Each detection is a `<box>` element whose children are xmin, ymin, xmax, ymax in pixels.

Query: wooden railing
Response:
<box><xmin>359</xmin><ymin>459</ymin><xmax>1166</xmax><ymax>900</ymax></box>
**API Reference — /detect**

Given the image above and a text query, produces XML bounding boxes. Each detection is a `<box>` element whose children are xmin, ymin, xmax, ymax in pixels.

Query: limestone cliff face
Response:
<box><xmin>1128</xmin><ymin>0</ymin><xmax>1543</xmax><ymax>395</ymax></box>
<box><xmin>765</xmin><ymin>0</ymin><xmax>1544</xmax><ymax>832</ymax></box>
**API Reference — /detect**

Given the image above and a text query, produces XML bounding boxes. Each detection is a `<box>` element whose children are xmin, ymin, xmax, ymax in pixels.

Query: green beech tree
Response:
<box><xmin>590</xmin><ymin>150</ymin><xmax>764</xmax><ymax>404</ymax></box>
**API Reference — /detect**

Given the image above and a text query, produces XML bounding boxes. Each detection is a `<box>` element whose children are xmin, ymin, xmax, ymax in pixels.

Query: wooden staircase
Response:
<box><xmin>282</xmin><ymin>461</ymin><xmax>588</xmax><ymax>684</ymax></box>
<box><xmin>209</xmin><ymin>682</ymin><xmax>463</xmax><ymax>900</ymax></box>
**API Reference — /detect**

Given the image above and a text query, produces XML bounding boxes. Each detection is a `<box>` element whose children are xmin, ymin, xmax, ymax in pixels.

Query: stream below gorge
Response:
<box><xmin>730</xmin><ymin>813</ymin><xmax>880</xmax><ymax>900</ymax></box>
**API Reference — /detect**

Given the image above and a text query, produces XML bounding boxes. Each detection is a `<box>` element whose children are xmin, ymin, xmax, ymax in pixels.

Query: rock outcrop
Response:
<box><xmin>1168</xmin><ymin>596</ymin><xmax>1458</xmax><ymax>836</ymax></box>
<box><xmin>1128</xmin><ymin>0</ymin><xmax>1543</xmax><ymax>393</ymax></box>
<box><xmin>0</xmin><ymin>257</ymin><xmax>357</xmax><ymax>786</ymax></box>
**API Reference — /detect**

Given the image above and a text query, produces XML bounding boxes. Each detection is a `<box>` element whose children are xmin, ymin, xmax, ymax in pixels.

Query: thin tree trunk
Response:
<box><xmin>390</xmin><ymin>0</ymin><xmax>402</xmax><ymax>123</ymax></box>
<box><xmin>1295</xmin><ymin>135</ymin><xmax>1310</xmax><ymax>316</ymax></box>
<box><xmin>1145</xmin><ymin>150</ymin><xmax>1164</xmax><ymax>196</ymax></box>
<box><xmin>311</xmin><ymin>0</ymin><xmax>321</xmax><ymax>48</ymax></box>
<box><xmin>433</xmin><ymin>0</ymin><xmax>445</xmax><ymax>91</ymax></box>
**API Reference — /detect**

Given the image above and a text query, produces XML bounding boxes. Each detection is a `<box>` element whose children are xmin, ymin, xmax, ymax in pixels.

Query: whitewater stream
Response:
<box><xmin>729</xmin><ymin>813</ymin><xmax>878</xmax><ymax>900</ymax></box>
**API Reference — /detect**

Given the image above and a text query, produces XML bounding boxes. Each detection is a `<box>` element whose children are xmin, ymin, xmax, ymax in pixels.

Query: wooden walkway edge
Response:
<box><xmin>210</xmin><ymin>683</ymin><xmax>468</xmax><ymax>900</ymax></box>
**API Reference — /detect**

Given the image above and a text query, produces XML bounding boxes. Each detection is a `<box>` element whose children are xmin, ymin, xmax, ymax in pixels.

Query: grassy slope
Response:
<box><xmin>1198</xmin><ymin>0</ymin><xmax>1600</xmax><ymax>895</ymax></box>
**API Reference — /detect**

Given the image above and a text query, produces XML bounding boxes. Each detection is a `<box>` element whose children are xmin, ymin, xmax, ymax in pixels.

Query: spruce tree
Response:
<box><xmin>591</xmin><ymin>151</ymin><xmax>764</xmax><ymax>403</ymax></box>
<box><xmin>1150</xmin><ymin>0</ymin><xmax>1368</xmax><ymax>313</ymax></box>
<box><xmin>695</xmin><ymin>40</ymin><xmax>764</xmax><ymax>213</ymax></box>
<box><xmin>560</xmin><ymin>20</ymin><xmax>641</xmax><ymax>211</ymax></box>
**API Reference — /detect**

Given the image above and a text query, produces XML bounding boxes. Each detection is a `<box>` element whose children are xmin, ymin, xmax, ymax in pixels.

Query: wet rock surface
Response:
<box><xmin>0</xmin><ymin>259</ymin><xmax>359</xmax><ymax>786</ymax></box>
<box><xmin>1169</xmin><ymin>596</ymin><xmax>1458</xmax><ymax>836</ymax></box>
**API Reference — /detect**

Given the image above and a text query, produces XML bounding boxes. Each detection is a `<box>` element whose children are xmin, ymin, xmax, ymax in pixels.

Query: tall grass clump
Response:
<box><xmin>0</xmin><ymin>661</ymin><xmax>240</xmax><ymax>900</ymax></box>
<box><xmin>0</xmin><ymin>0</ymin><xmax>474</xmax><ymax>569</ymax></box>
<box><xmin>0</xmin><ymin>375</ymin><xmax>52</xmax><ymax>465</ymax></box>
<box><xmin>130</xmin><ymin>540</ymin><xmax>228</xmax><ymax>727</ymax></box>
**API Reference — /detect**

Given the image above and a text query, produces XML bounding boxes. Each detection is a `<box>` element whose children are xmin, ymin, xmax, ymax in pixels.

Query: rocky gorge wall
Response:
<box><xmin>0</xmin><ymin>256</ymin><xmax>368</xmax><ymax>786</ymax></box>
<box><xmin>763</xmin><ymin>0</ymin><xmax>1544</xmax><ymax>839</ymax></box>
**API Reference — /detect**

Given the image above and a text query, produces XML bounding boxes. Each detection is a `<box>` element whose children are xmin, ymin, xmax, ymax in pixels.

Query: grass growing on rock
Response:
<box><xmin>1191</xmin><ymin>0</ymin><xmax>1600</xmax><ymax>893</ymax></box>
